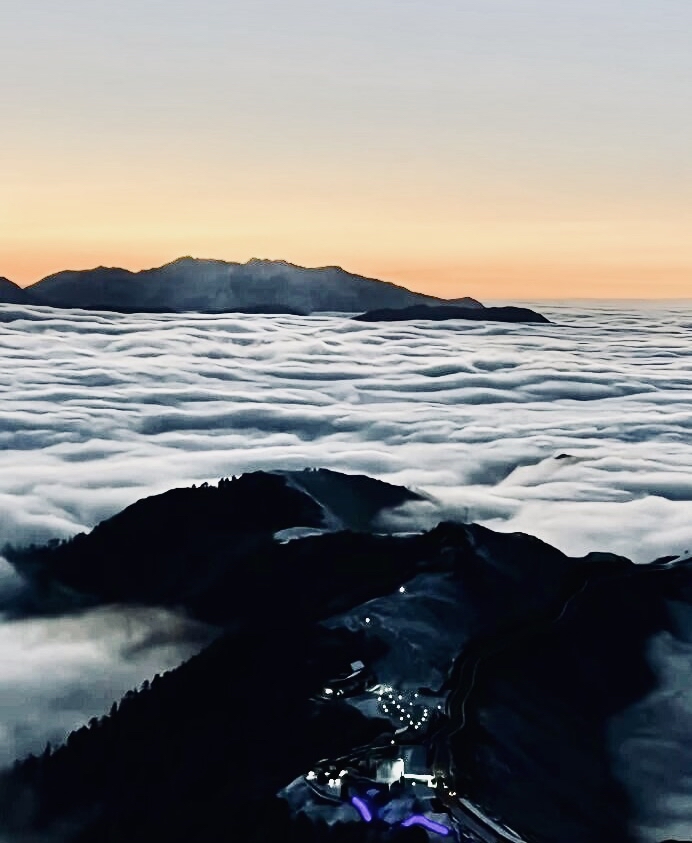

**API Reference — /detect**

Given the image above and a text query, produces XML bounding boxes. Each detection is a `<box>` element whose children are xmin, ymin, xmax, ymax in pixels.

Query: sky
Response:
<box><xmin>2</xmin><ymin>0</ymin><xmax>691</xmax><ymax>298</ymax></box>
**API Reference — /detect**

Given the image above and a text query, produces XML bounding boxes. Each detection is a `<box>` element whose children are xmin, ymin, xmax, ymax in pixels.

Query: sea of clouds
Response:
<box><xmin>1</xmin><ymin>299</ymin><xmax>692</xmax><ymax>831</ymax></box>
<box><xmin>1</xmin><ymin>300</ymin><xmax>690</xmax><ymax>562</ymax></box>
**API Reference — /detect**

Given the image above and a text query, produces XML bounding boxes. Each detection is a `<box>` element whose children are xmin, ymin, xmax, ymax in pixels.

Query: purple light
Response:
<box><xmin>351</xmin><ymin>796</ymin><xmax>373</xmax><ymax>823</ymax></box>
<box><xmin>401</xmin><ymin>814</ymin><xmax>450</xmax><ymax>836</ymax></box>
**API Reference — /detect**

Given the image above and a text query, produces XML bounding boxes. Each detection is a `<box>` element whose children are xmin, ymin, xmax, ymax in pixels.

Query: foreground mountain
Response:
<box><xmin>354</xmin><ymin>304</ymin><xmax>549</xmax><ymax>324</ymax></box>
<box><xmin>0</xmin><ymin>277</ymin><xmax>31</xmax><ymax>305</ymax></box>
<box><xmin>2</xmin><ymin>469</ymin><xmax>690</xmax><ymax>842</ymax></box>
<box><xmin>21</xmin><ymin>257</ymin><xmax>485</xmax><ymax>314</ymax></box>
<box><xmin>4</xmin><ymin>469</ymin><xmax>425</xmax><ymax>620</ymax></box>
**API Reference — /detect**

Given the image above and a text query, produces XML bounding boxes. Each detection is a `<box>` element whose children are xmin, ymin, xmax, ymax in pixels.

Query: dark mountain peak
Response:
<box><xmin>246</xmin><ymin>257</ymin><xmax>297</xmax><ymax>268</ymax></box>
<box><xmin>39</xmin><ymin>264</ymin><xmax>134</xmax><ymax>281</ymax></box>
<box><xmin>354</xmin><ymin>303</ymin><xmax>549</xmax><ymax>324</ymax></box>
<box><xmin>23</xmin><ymin>257</ymin><xmax>470</xmax><ymax>313</ymax></box>
<box><xmin>448</xmin><ymin>295</ymin><xmax>484</xmax><ymax>308</ymax></box>
<box><xmin>0</xmin><ymin>276</ymin><xmax>32</xmax><ymax>304</ymax></box>
<box><xmin>159</xmin><ymin>256</ymin><xmax>235</xmax><ymax>270</ymax></box>
<box><xmin>314</xmin><ymin>264</ymin><xmax>349</xmax><ymax>274</ymax></box>
<box><xmin>3</xmin><ymin>469</ymin><xmax>424</xmax><ymax>619</ymax></box>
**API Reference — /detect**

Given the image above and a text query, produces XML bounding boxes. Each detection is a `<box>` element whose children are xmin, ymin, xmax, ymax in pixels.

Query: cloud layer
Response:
<box><xmin>0</xmin><ymin>594</ymin><xmax>215</xmax><ymax>765</ymax></box>
<box><xmin>1</xmin><ymin>301</ymin><xmax>690</xmax><ymax>563</ymax></box>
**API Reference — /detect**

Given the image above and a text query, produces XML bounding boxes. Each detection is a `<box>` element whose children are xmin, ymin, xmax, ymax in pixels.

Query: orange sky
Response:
<box><xmin>3</xmin><ymin>1</ymin><xmax>690</xmax><ymax>299</ymax></box>
<box><xmin>7</xmin><ymin>229</ymin><xmax>690</xmax><ymax>301</ymax></box>
<box><xmin>5</xmin><ymin>202</ymin><xmax>689</xmax><ymax>298</ymax></box>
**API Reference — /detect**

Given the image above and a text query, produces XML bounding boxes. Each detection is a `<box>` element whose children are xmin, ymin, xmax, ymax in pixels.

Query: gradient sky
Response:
<box><xmin>3</xmin><ymin>0</ymin><xmax>691</xmax><ymax>298</ymax></box>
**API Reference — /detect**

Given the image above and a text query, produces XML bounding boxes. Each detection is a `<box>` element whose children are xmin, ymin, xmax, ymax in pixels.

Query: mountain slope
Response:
<box><xmin>0</xmin><ymin>277</ymin><xmax>31</xmax><ymax>304</ymax></box>
<box><xmin>3</xmin><ymin>507</ymin><xmax>687</xmax><ymax>842</ymax></box>
<box><xmin>4</xmin><ymin>470</ymin><xmax>689</xmax><ymax>842</ymax></box>
<box><xmin>0</xmin><ymin>624</ymin><xmax>395</xmax><ymax>843</ymax></box>
<box><xmin>3</xmin><ymin>469</ymin><xmax>424</xmax><ymax>621</ymax></box>
<box><xmin>25</xmin><ymin>257</ymin><xmax>482</xmax><ymax>314</ymax></box>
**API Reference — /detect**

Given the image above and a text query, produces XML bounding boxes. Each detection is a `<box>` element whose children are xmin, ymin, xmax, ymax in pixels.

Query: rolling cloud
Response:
<box><xmin>0</xmin><ymin>595</ymin><xmax>216</xmax><ymax>765</ymax></box>
<box><xmin>1</xmin><ymin>301</ymin><xmax>690</xmax><ymax>563</ymax></box>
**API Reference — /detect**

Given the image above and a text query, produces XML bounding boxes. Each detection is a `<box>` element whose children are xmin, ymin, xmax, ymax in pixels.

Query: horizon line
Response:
<box><xmin>4</xmin><ymin>255</ymin><xmax>692</xmax><ymax>301</ymax></box>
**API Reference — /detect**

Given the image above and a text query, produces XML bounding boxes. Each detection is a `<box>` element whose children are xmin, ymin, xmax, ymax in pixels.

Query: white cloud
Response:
<box><xmin>610</xmin><ymin>618</ymin><xmax>692</xmax><ymax>842</ymax></box>
<box><xmin>0</xmin><ymin>603</ymin><xmax>216</xmax><ymax>765</ymax></box>
<box><xmin>0</xmin><ymin>302</ymin><xmax>691</xmax><ymax>563</ymax></box>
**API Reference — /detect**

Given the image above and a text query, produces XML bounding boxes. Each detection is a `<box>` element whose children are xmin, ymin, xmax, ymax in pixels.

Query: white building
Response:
<box><xmin>376</xmin><ymin>747</ymin><xmax>434</xmax><ymax>788</ymax></box>
<box><xmin>376</xmin><ymin>757</ymin><xmax>405</xmax><ymax>785</ymax></box>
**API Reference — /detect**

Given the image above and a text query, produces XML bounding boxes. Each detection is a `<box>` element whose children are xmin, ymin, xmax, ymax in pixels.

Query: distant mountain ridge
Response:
<box><xmin>4</xmin><ymin>257</ymin><xmax>485</xmax><ymax>314</ymax></box>
<box><xmin>0</xmin><ymin>276</ymin><xmax>30</xmax><ymax>304</ymax></box>
<box><xmin>354</xmin><ymin>303</ymin><xmax>550</xmax><ymax>324</ymax></box>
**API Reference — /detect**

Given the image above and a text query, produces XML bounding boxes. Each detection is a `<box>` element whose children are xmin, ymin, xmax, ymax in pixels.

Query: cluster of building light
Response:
<box><xmin>374</xmin><ymin>685</ymin><xmax>442</xmax><ymax>731</ymax></box>
<box><xmin>306</xmin><ymin>769</ymin><xmax>349</xmax><ymax>793</ymax></box>
<box><xmin>304</xmin><ymin>584</ymin><xmax>461</xmax><ymax>841</ymax></box>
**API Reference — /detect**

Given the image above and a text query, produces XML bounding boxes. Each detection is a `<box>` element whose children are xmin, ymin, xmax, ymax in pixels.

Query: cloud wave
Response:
<box><xmin>1</xmin><ymin>301</ymin><xmax>690</xmax><ymax>562</ymax></box>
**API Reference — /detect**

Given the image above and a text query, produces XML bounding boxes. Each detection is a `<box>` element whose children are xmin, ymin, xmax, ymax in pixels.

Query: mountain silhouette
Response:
<box><xmin>354</xmin><ymin>304</ymin><xmax>549</xmax><ymax>324</ymax></box>
<box><xmin>3</xmin><ymin>469</ymin><xmax>686</xmax><ymax>842</ymax></box>
<box><xmin>3</xmin><ymin>469</ymin><xmax>425</xmax><ymax>622</ymax></box>
<box><xmin>0</xmin><ymin>277</ymin><xmax>31</xmax><ymax>305</ymax></box>
<box><xmin>19</xmin><ymin>257</ymin><xmax>485</xmax><ymax>314</ymax></box>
